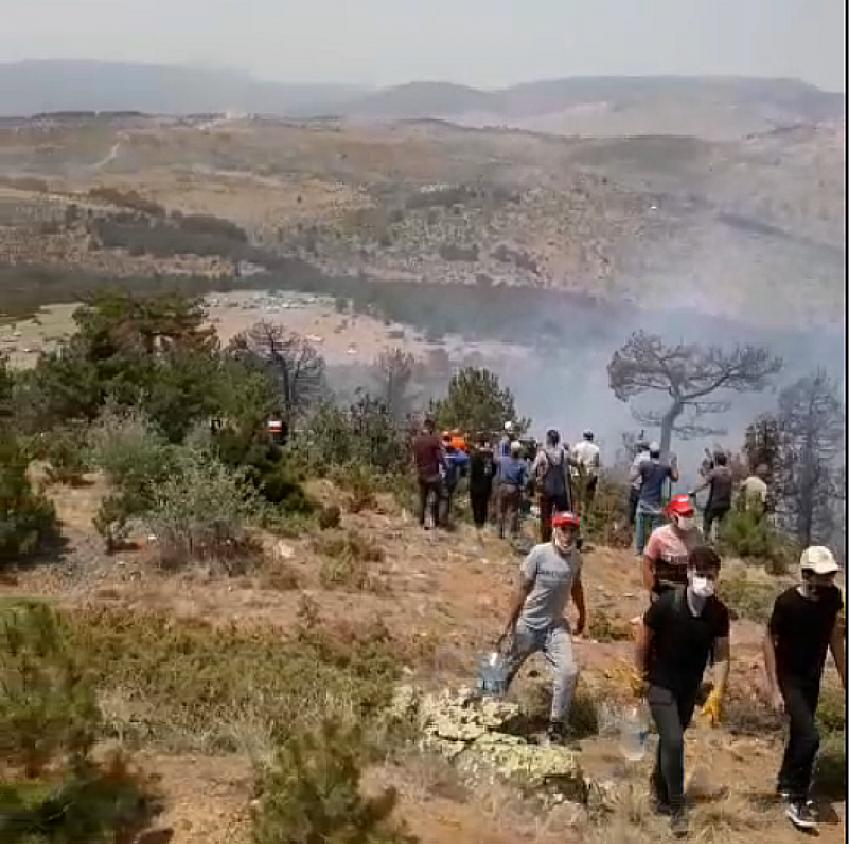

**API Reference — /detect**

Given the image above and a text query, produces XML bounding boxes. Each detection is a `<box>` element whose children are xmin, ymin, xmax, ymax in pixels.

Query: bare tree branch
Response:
<box><xmin>610</xmin><ymin>331</ymin><xmax>781</xmax><ymax>454</ymax></box>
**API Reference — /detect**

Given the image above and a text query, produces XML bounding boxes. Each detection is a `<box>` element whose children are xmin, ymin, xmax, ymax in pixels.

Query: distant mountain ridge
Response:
<box><xmin>0</xmin><ymin>60</ymin><xmax>368</xmax><ymax>117</ymax></box>
<box><xmin>0</xmin><ymin>61</ymin><xmax>843</xmax><ymax>139</ymax></box>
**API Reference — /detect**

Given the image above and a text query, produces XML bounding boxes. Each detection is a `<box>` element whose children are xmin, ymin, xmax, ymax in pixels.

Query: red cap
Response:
<box><xmin>667</xmin><ymin>494</ymin><xmax>694</xmax><ymax>517</ymax></box>
<box><xmin>552</xmin><ymin>511</ymin><xmax>581</xmax><ymax>529</ymax></box>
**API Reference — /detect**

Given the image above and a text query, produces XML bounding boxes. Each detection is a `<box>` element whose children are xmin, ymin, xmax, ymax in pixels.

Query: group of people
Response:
<box><xmin>630</xmin><ymin>439</ymin><xmax>772</xmax><ymax>553</ymax></box>
<box><xmin>500</xmin><ymin>483</ymin><xmax>845</xmax><ymax>837</ymax></box>
<box><xmin>412</xmin><ymin>417</ymin><xmax>600</xmax><ymax>542</ymax></box>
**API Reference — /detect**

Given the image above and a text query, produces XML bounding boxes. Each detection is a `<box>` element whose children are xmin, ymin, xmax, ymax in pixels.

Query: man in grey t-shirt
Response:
<box><xmin>502</xmin><ymin>511</ymin><xmax>587</xmax><ymax>743</ymax></box>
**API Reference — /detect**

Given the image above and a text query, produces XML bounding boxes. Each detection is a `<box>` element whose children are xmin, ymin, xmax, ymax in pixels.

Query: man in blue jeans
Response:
<box><xmin>763</xmin><ymin>546</ymin><xmax>846</xmax><ymax>831</ymax></box>
<box><xmin>502</xmin><ymin>511</ymin><xmax>587</xmax><ymax>744</ymax></box>
<box><xmin>631</xmin><ymin>442</ymin><xmax>678</xmax><ymax>555</ymax></box>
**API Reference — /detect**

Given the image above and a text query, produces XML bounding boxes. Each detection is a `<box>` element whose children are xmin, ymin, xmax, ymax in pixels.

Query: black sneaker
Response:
<box><xmin>671</xmin><ymin>809</ymin><xmax>689</xmax><ymax>838</ymax></box>
<box><xmin>785</xmin><ymin>799</ymin><xmax>817</xmax><ymax>831</ymax></box>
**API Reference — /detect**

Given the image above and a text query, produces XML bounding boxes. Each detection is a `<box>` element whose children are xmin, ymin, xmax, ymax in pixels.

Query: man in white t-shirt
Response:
<box><xmin>572</xmin><ymin>430</ymin><xmax>601</xmax><ymax>509</ymax></box>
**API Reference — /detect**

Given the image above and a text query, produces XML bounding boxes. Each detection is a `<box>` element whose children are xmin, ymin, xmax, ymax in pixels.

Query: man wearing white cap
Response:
<box><xmin>763</xmin><ymin>546</ymin><xmax>846</xmax><ymax>831</ymax></box>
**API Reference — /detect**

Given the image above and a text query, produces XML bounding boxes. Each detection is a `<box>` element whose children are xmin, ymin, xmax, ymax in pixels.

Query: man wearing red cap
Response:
<box><xmin>502</xmin><ymin>511</ymin><xmax>587</xmax><ymax>744</ymax></box>
<box><xmin>642</xmin><ymin>495</ymin><xmax>702</xmax><ymax>599</ymax></box>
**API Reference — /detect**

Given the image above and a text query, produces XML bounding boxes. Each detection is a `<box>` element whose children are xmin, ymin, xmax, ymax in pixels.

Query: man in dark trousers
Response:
<box><xmin>690</xmin><ymin>450</ymin><xmax>733</xmax><ymax>540</ymax></box>
<box><xmin>412</xmin><ymin>417</ymin><xmax>444</xmax><ymax>529</ymax></box>
<box><xmin>468</xmin><ymin>434</ymin><xmax>495</xmax><ymax>533</ymax></box>
<box><xmin>636</xmin><ymin>545</ymin><xmax>730</xmax><ymax>838</ymax></box>
<box><xmin>531</xmin><ymin>429</ymin><xmax>573</xmax><ymax>543</ymax></box>
<box><xmin>763</xmin><ymin>545</ymin><xmax>846</xmax><ymax>831</ymax></box>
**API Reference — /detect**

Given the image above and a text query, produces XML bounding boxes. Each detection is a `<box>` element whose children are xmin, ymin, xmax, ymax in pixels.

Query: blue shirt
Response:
<box><xmin>498</xmin><ymin>456</ymin><xmax>528</xmax><ymax>487</ymax></box>
<box><xmin>638</xmin><ymin>459</ymin><xmax>673</xmax><ymax>507</ymax></box>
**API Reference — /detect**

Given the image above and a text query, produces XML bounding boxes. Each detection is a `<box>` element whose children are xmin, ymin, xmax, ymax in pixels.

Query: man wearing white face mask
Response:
<box><xmin>636</xmin><ymin>546</ymin><xmax>730</xmax><ymax>838</ymax></box>
<box><xmin>642</xmin><ymin>494</ymin><xmax>702</xmax><ymax>600</ymax></box>
<box><xmin>763</xmin><ymin>546</ymin><xmax>846</xmax><ymax>831</ymax></box>
<box><xmin>503</xmin><ymin>511</ymin><xmax>586</xmax><ymax>745</ymax></box>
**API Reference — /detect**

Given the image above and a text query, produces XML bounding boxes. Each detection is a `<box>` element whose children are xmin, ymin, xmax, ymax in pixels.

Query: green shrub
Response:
<box><xmin>718</xmin><ymin>571</ymin><xmax>778</xmax><ymax>623</ymax></box>
<box><xmin>581</xmin><ymin>474</ymin><xmax>632</xmax><ymax>548</ymax></box>
<box><xmin>0</xmin><ymin>436</ymin><xmax>57</xmax><ymax>562</ymax></box>
<box><xmin>719</xmin><ymin>509</ymin><xmax>794</xmax><ymax>571</ymax></box>
<box><xmin>0</xmin><ymin>753</ymin><xmax>154</xmax><ymax>844</ymax></box>
<box><xmin>334</xmin><ymin>462</ymin><xmax>378</xmax><ymax>513</ymax></box>
<box><xmin>214</xmin><ymin>429</ymin><xmax>314</xmax><ymax>512</ymax></box>
<box><xmin>42</xmin><ymin>425</ymin><xmax>90</xmax><ymax>487</ymax></box>
<box><xmin>813</xmin><ymin>730</ymin><xmax>846</xmax><ymax>800</ymax></box>
<box><xmin>816</xmin><ymin>681</ymin><xmax>846</xmax><ymax>735</ymax></box>
<box><xmin>318</xmin><ymin>505</ymin><xmax>342</xmax><ymax>530</ymax></box>
<box><xmin>87</xmin><ymin>408</ymin><xmax>176</xmax><ymax>548</ymax></box>
<box><xmin>253</xmin><ymin>720</ymin><xmax>414</xmax><ymax>844</ymax></box>
<box><xmin>0</xmin><ymin>602</ymin><xmax>100</xmax><ymax>778</ymax></box>
<box><xmin>145</xmin><ymin>452</ymin><xmax>259</xmax><ymax>570</ymax></box>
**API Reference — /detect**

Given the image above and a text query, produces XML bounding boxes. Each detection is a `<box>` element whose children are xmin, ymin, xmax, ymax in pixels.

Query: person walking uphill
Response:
<box><xmin>690</xmin><ymin>451</ymin><xmax>733</xmax><ymax>540</ymax></box>
<box><xmin>532</xmin><ymin>429</ymin><xmax>573</xmax><ymax>542</ymax></box>
<box><xmin>763</xmin><ymin>546</ymin><xmax>846</xmax><ymax>832</ymax></box>
<box><xmin>413</xmin><ymin>417</ymin><xmax>444</xmax><ymax>529</ymax></box>
<box><xmin>636</xmin><ymin>545</ymin><xmax>730</xmax><ymax>838</ymax></box>
<box><xmin>572</xmin><ymin>429</ymin><xmax>601</xmax><ymax>510</ymax></box>
<box><xmin>496</xmin><ymin>441</ymin><xmax>528</xmax><ymax>540</ymax></box>
<box><xmin>468</xmin><ymin>435</ymin><xmax>495</xmax><ymax>532</ymax></box>
<box><xmin>632</xmin><ymin>442</ymin><xmax>678</xmax><ymax>555</ymax></box>
<box><xmin>503</xmin><ymin>511</ymin><xmax>586</xmax><ymax>744</ymax></box>
<box><xmin>642</xmin><ymin>494</ymin><xmax>701</xmax><ymax>599</ymax></box>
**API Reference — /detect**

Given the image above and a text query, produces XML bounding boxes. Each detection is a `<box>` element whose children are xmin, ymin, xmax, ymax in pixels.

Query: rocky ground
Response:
<box><xmin>1</xmin><ymin>475</ymin><xmax>845</xmax><ymax>844</ymax></box>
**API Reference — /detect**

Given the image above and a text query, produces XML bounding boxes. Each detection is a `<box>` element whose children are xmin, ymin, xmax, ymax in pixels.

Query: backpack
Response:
<box><xmin>542</xmin><ymin>448</ymin><xmax>567</xmax><ymax>498</ymax></box>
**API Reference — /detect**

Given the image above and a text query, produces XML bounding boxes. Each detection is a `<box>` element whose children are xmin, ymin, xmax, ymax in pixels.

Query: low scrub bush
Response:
<box><xmin>333</xmin><ymin>462</ymin><xmax>379</xmax><ymax>513</ymax></box>
<box><xmin>258</xmin><ymin>560</ymin><xmax>301</xmax><ymax>592</ymax></box>
<box><xmin>215</xmin><ymin>430</ymin><xmax>314</xmax><ymax>512</ymax></box>
<box><xmin>587</xmin><ymin>609</ymin><xmax>633</xmax><ymax>643</ymax></box>
<box><xmin>41</xmin><ymin>425</ymin><xmax>90</xmax><ymax>487</ymax></box>
<box><xmin>578</xmin><ymin>474</ymin><xmax>632</xmax><ymax>548</ymax></box>
<box><xmin>816</xmin><ymin>681</ymin><xmax>846</xmax><ymax>735</ymax></box>
<box><xmin>88</xmin><ymin>408</ymin><xmax>176</xmax><ymax>550</ymax></box>
<box><xmin>145</xmin><ymin>452</ymin><xmax>259</xmax><ymax>570</ymax></box>
<box><xmin>318</xmin><ymin>505</ymin><xmax>342</xmax><ymax>530</ymax></box>
<box><xmin>813</xmin><ymin>730</ymin><xmax>846</xmax><ymax>799</ymax></box>
<box><xmin>315</xmin><ymin>530</ymin><xmax>387</xmax><ymax>592</ymax></box>
<box><xmin>252</xmin><ymin>720</ymin><xmax>414</xmax><ymax>844</ymax></box>
<box><xmin>718</xmin><ymin>571</ymin><xmax>778</xmax><ymax>623</ymax></box>
<box><xmin>719</xmin><ymin>510</ymin><xmax>792</xmax><ymax>571</ymax></box>
<box><xmin>65</xmin><ymin>607</ymin><xmax>400</xmax><ymax>750</ymax></box>
<box><xmin>0</xmin><ymin>435</ymin><xmax>57</xmax><ymax>562</ymax></box>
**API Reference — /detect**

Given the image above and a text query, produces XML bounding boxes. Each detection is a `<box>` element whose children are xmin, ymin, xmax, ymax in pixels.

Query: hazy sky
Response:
<box><xmin>2</xmin><ymin>0</ymin><xmax>846</xmax><ymax>91</ymax></box>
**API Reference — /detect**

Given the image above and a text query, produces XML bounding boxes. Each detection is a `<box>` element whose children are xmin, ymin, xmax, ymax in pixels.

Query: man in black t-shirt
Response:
<box><xmin>764</xmin><ymin>545</ymin><xmax>846</xmax><ymax>831</ymax></box>
<box><xmin>636</xmin><ymin>545</ymin><xmax>730</xmax><ymax>838</ymax></box>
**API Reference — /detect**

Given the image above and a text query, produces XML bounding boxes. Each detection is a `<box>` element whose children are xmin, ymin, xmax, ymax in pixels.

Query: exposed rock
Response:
<box><xmin>417</xmin><ymin>687</ymin><xmax>586</xmax><ymax>804</ymax></box>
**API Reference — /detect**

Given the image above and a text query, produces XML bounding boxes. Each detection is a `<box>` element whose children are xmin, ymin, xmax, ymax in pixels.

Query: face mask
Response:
<box><xmin>801</xmin><ymin>579</ymin><xmax>831</xmax><ymax>600</ymax></box>
<box><xmin>689</xmin><ymin>574</ymin><xmax>715</xmax><ymax>598</ymax></box>
<box><xmin>675</xmin><ymin>516</ymin><xmax>695</xmax><ymax>531</ymax></box>
<box><xmin>553</xmin><ymin>531</ymin><xmax>575</xmax><ymax>551</ymax></box>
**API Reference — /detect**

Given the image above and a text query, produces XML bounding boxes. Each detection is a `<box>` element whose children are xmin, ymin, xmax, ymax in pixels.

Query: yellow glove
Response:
<box><xmin>701</xmin><ymin>688</ymin><xmax>724</xmax><ymax>727</ymax></box>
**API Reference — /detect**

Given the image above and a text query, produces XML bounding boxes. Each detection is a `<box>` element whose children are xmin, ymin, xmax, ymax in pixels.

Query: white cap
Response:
<box><xmin>504</xmin><ymin>420</ymin><xmax>513</xmax><ymax>431</ymax></box>
<box><xmin>649</xmin><ymin>441</ymin><xmax>660</xmax><ymax>453</ymax></box>
<box><xmin>510</xmin><ymin>440</ymin><xmax>522</xmax><ymax>453</ymax></box>
<box><xmin>800</xmin><ymin>546</ymin><xmax>839</xmax><ymax>575</ymax></box>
